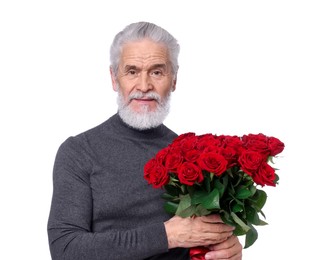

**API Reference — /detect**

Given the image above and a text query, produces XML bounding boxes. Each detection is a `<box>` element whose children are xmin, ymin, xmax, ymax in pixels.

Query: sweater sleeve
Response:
<box><xmin>47</xmin><ymin>137</ymin><xmax>170</xmax><ymax>260</ymax></box>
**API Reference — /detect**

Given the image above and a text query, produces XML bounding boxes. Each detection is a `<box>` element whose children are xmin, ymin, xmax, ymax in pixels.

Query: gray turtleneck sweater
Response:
<box><xmin>47</xmin><ymin>114</ymin><xmax>189</xmax><ymax>259</ymax></box>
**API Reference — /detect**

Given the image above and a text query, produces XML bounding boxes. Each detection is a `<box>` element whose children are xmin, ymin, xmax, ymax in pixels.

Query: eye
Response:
<box><xmin>128</xmin><ymin>69</ymin><xmax>137</xmax><ymax>75</ymax></box>
<box><xmin>125</xmin><ymin>69</ymin><xmax>139</xmax><ymax>78</ymax></box>
<box><xmin>151</xmin><ymin>70</ymin><xmax>163</xmax><ymax>77</ymax></box>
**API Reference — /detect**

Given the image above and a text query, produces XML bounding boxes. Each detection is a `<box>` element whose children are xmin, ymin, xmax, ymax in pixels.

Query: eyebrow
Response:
<box><xmin>123</xmin><ymin>63</ymin><xmax>168</xmax><ymax>72</ymax></box>
<box><xmin>149</xmin><ymin>64</ymin><xmax>168</xmax><ymax>70</ymax></box>
<box><xmin>124</xmin><ymin>65</ymin><xmax>137</xmax><ymax>72</ymax></box>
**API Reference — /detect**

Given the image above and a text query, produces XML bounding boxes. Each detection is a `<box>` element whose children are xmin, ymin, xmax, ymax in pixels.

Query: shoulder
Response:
<box><xmin>161</xmin><ymin>124</ymin><xmax>178</xmax><ymax>142</ymax></box>
<box><xmin>59</xmin><ymin>114</ymin><xmax>117</xmax><ymax>150</ymax></box>
<box><xmin>55</xmin><ymin>116</ymin><xmax>114</xmax><ymax>162</ymax></box>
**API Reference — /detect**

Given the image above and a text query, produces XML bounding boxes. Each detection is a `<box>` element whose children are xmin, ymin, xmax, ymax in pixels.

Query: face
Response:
<box><xmin>110</xmin><ymin>39</ymin><xmax>176</xmax><ymax>113</ymax></box>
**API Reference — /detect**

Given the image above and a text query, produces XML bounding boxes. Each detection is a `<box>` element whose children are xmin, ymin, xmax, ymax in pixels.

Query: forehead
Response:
<box><xmin>120</xmin><ymin>39</ymin><xmax>170</xmax><ymax>67</ymax></box>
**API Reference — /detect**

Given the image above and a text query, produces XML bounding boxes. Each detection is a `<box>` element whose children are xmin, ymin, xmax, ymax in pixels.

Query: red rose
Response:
<box><xmin>178</xmin><ymin>135</ymin><xmax>198</xmax><ymax>152</ymax></box>
<box><xmin>196</xmin><ymin>134</ymin><xmax>221</xmax><ymax>151</ymax></box>
<box><xmin>268</xmin><ymin>136</ymin><xmax>285</xmax><ymax>156</ymax></box>
<box><xmin>155</xmin><ymin>146</ymin><xmax>170</xmax><ymax>165</ymax></box>
<box><xmin>144</xmin><ymin>158</ymin><xmax>169</xmax><ymax>188</ymax></box>
<box><xmin>183</xmin><ymin>149</ymin><xmax>201</xmax><ymax>163</ymax></box>
<box><xmin>221</xmin><ymin>135</ymin><xmax>244</xmax><ymax>153</ymax></box>
<box><xmin>242</xmin><ymin>133</ymin><xmax>270</xmax><ymax>156</ymax></box>
<box><xmin>177</xmin><ymin>162</ymin><xmax>204</xmax><ymax>186</ymax></box>
<box><xmin>164</xmin><ymin>148</ymin><xmax>184</xmax><ymax>172</ymax></box>
<box><xmin>238</xmin><ymin>150</ymin><xmax>265</xmax><ymax>176</ymax></box>
<box><xmin>172</xmin><ymin>132</ymin><xmax>196</xmax><ymax>145</ymax></box>
<box><xmin>253</xmin><ymin>162</ymin><xmax>276</xmax><ymax>186</ymax></box>
<box><xmin>202</xmin><ymin>145</ymin><xmax>220</xmax><ymax>154</ymax></box>
<box><xmin>219</xmin><ymin>146</ymin><xmax>239</xmax><ymax>168</ymax></box>
<box><xmin>197</xmin><ymin>152</ymin><xmax>228</xmax><ymax>176</ymax></box>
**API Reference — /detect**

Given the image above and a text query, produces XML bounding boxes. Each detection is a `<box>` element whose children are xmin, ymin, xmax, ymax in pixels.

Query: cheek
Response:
<box><xmin>120</xmin><ymin>90</ymin><xmax>131</xmax><ymax>102</ymax></box>
<box><xmin>158</xmin><ymin>87</ymin><xmax>172</xmax><ymax>100</ymax></box>
<box><xmin>157</xmin><ymin>78</ymin><xmax>175</xmax><ymax>96</ymax></box>
<box><xmin>117</xmin><ymin>80</ymin><xmax>132</xmax><ymax>98</ymax></box>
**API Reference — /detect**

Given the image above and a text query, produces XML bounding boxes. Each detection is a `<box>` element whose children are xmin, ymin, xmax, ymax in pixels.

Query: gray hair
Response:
<box><xmin>110</xmin><ymin>21</ymin><xmax>180</xmax><ymax>78</ymax></box>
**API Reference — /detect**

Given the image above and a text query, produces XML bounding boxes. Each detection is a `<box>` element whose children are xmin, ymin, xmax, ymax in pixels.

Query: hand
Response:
<box><xmin>204</xmin><ymin>235</ymin><xmax>242</xmax><ymax>260</ymax></box>
<box><xmin>164</xmin><ymin>214</ymin><xmax>235</xmax><ymax>249</ymax></box>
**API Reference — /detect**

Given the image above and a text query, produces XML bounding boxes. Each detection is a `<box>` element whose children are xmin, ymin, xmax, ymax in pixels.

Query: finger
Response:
<box><xmin>205</xmin><ymin>251</ymin><xmax>242</xmax><ymax>260</ymax></box>
<box><xmin>209</xmin><ymin>235</ymin><xmax>238</xmax><ymax>250</ymax></box>
<box><xmin>205</xmin><ymin>236</ymin><xmax>243</xmax><ymax>259</ymax></box>
<box><xmin>200</xmin><ymin>222</ymin><xmax>235</xmax><ymax>234</ymax></box>
<box><xmin>200</xmin><ymin>214</ymin><xmax>224</xmax><ymax>223</ymax></box>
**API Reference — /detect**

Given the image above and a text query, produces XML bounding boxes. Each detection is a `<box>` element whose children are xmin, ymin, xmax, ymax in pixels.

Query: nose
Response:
<box><xmin>136</xmin><ymin>72</ymin><xmax>153</xmax><ymax>92</ymax></box>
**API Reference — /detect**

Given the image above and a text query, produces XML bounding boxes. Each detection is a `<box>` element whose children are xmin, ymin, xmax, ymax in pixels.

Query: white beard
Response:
<box><xmin>117</xmin><ymin>89</ymin><xmax>171</xmax><ymax>130</ymax></box>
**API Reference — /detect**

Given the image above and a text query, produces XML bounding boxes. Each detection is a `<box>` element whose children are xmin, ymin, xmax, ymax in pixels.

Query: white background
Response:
<box><xmin>1</xmin><ymin>0</ymin><xmax>312</xmax><ymax>259</ymax></box>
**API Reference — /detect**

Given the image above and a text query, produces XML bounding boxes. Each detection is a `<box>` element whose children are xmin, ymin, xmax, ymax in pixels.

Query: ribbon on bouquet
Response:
<box><xmin>189</xmin><ymin>246</ymin><xmax>210</xmax><ymax>260</ymax></box>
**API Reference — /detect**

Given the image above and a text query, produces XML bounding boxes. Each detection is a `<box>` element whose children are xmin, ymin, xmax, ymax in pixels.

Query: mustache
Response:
<box><xmin>128</xmin><ymin>92</ymin><xmax>161</xmax><ymax>103</ymax></box>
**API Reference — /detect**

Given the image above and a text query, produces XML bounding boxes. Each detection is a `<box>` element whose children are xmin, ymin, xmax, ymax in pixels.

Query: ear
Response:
<box><xmin>110</xmin><ymin>66</ymin><xmax>118</xmax><ymax>92</ymax></box>
<box><xmin>171</xmin><ymin>77</ymin><xmax>177</xmax><ymax>92</ymax></box>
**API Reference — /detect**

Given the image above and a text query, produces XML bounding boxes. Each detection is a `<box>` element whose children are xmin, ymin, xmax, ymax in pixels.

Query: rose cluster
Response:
<box><xmin>144</xmin><ymin>132</ymin><xmax>284</xmax><ymax>189</ymax></box>
<box><xmin>144</xmin><ymin>132</ymin><xmax>284</xmax><ymax>251</ymax></box>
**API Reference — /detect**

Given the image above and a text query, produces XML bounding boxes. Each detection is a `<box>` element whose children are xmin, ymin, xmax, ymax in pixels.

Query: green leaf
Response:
<box><xmin>268</xmin><ymin>156</ymin><xmax>274</xmax><ymax>164</ymax></box>
<box><xmin>250</xmin><ymin>190</ymin><xmax>267</xmax><ymax>211</ymax></box>
<box><xmin>194</xmin><ymin>204</ymin><xmax>211</xmax><ymax>216</ymax></box>
<box><xmin>161</xmin><ymin>192</ymin><xmax>177</xmax><ymax>201</ymax></box>
<box><xmin>274</xmin><ymin>173</ymin><xmax>280</xmax><ymax>184</ymax></box>
<box><xmin>203</xmin><ymin>173</ymin><xmax>211</xmax><ymax>192</ymax></box>
<box><xmin>260</xmin><ymin>209</ymin><xmax>266</xmax><ymax>219</ymax></box>
<box><xmin>233</xmin><ymin>198</ymin><xmax>244</xmax><ymax>206</ymax></box>
<box><xmin>228</xmin><ymin>179</ymin><xmax>236</xmax><ymax>195</ymax></box>
<box><xmin>232</xmin><ymin>173</ymin><xmax>244</xmax><ymax>187</ymax></box>
<box><xmin>245</xmin><ymin>206</ymin><xmax>260</xmax><ymax>225</ymax></box>
<box><xmin>220</xmin><ymin>210</ymin><xmax>236</xmax><ymax>228</ymax></box>
<box><xmin>244</xmin><ymin>224</ymin><xmax>258</xmax><ymax>249</ymax></box>
<box><xmin>257</xmin><ymin>219</ymin><xmax>268</xmax><ymax>226</ymax></box>
<box><xmin>164</xmin><ymin>201</ymin><xmax>178</xmax><ymax>215</ymax></box>
<box><xmin>181</xmin><ymin>184</ymin><xmax>188</xmax><ymax>194</ymax></box>
<box><xmin>232</xmin><ymin>203</ymin><xmax>243</xmax><ymax>213</ymax></box>
<box><xmin>176</xmin><ymin>194</ymin><xmax>192</xmax><ymax>216</ymax></box>
<box><xmin>214</xmin><ymin>178</ymin><xmax>226</xmax><ymax>197</ymax></box>
<box><xmin>164</xmin><ymin>184</ymin><xmax>180</xmax><ymax>197</ymax></box>
<box><xmin>231</xmin><ymin>166</ymin><xmax>240</xmax><ymax>175</ymax></box>
<box><xmin>191</xmin><ymin>188</ymin><xmax>220</xmax><ymax>210</ymax></box>
<box><xmin>233</xmin><ymin>223</ymin><xmax>248</xmax><ymax>236</ymax></box>
<box><xmin>177</xmin><ymin>205</ymin><xmax>197</xmax><ymax>218</ymax></box>
<box><xmin>236</xmin><ymin>187</ymin><xmax>253</xmax><ymax>199</ymax></box>
<box><xmin>222</xmin><ymin>174</ymin><xmax>229</xmax><ymax>187</ymax></box>
<box><xmin>204</xmin><ymin>188</ymin><xmax>221</xmax><ymax>210</ymax></box>
<box><xmin>186</xmin><ymin>185</ymin><xmax>195</xmax><ymax>196</ymax></box>
<box><xmin>249</xmin><ymin>185</ymin><xmax>257</xmax><ymax>196</ymax></box>
<box><xmin>191</xmin><ymin>190</ymin><xmax>208</xmax><ymax>205</ymax></box>
<box><xmin>169</xmin><ymin>173</ymin><xmax>179</xmax><ymax>182</ymax></box>
<box><xmin>230</xmin><ymin>212</ymin><xmax>250</xmax><ymax>233</ymax></box>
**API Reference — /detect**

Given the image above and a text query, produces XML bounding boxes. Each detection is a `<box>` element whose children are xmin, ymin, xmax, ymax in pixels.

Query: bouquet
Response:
<box><xmin>144</xmin><ymin>132</ymin><xmax>284</xmax><ymax>258</ymax></box>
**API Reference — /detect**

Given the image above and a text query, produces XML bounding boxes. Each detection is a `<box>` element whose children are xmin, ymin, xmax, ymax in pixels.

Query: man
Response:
<box><xmin>48</xmin><ymin>21</ymin><xmax>242</xmax><ymax>260</ymax></box>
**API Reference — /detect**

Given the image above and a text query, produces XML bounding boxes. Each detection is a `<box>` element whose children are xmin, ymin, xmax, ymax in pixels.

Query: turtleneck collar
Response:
<box><xmin>109</xmin><ymin>113</ymin><xmax>168</xmax><ymax>139</ymax></box>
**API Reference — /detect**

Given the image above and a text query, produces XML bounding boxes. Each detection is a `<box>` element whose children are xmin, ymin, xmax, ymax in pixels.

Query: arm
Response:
<box><xmin>47</xmin><ymin>138</ymin><xmax>169</xmax><ymax>260</ymax></box>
